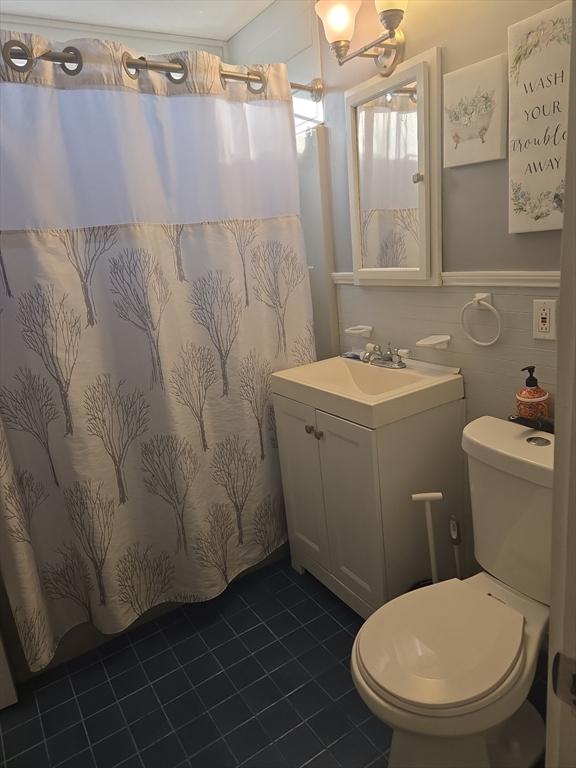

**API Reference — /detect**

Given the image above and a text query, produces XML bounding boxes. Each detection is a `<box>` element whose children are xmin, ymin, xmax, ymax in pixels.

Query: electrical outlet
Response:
<box><xmin>533</xmin><ymin>299</ymin><xmax>557</xmax><ymax>340</ymax></box>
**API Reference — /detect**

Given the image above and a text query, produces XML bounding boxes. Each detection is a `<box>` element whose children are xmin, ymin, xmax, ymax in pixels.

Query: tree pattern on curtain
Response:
<box><xmin>141</xmin><ymin>434</ymin><xmax>200</xmax><ymax>555</ymax></box>
<box><xmin>170</xmin><ymin>342</ymin><xmax>217</xmax><ymax>452</ymax></box>
<box><xmin>110</xmin><ymin>249</ymin><xmax>171</xmax><ymax>390</ymax></box>
<box><xmin>18</xmin><ymin>284</ymin><xmax>81</xmax><ymax>437</ymax></box>
<box><xmin>0</xmin><ymin>368</ymin><xmax>60</xmax><ymax>486</ymax></box>
<box><xmin>223</xmin><ymin>219</ymin><xmax>259</xmax><ymax>307</ymax></box>
<box><xmin>239</xmin><ymin>350</ymin><xmax>272</xmax><ymax>462</ymax></box>
<box><xmin>84</xmin><ymin>375</ymin><xmax>150</xmax><ymax>505</ymax></box>
<box><xmin>0</xmin><ymin>217</ymin><xmax>314</xmax><ymax>672</ymax></box>
<box><xmin>292</xmin><ymin>323</ymin><xmax>316</xmax><ymax>366</ymax></box>
<box><xmin>42</xmin><ymin>543</ymin><xmax>94</xmax><ymax>622</ymax></box>
<box><xmin>4</xmin><ymin>468</ymin><xmax>48</xmax><ymax>545</ymax></box>
<box><xmin>251</xmin><ymin>241</ymin><xmax>305</xmax><ymax>355</ymax></box>
<box><xmin>189</xmin><ymin>271</ymin><xmax>243</xmax><ymax>397</ymax></box>
<box><xmin>49</xmin><ymin>227</ymin><xmax>118</xmax><ymax>326</ymax></box>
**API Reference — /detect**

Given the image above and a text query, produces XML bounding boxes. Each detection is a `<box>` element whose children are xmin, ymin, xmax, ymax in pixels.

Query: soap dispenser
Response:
<box><xmin>516</xmin><ymin>366</ymin><xmax>549</xmax><ymax>419</ymax></box>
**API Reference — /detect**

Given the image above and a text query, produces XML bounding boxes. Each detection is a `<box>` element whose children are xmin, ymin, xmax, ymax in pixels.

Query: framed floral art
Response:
<box><xmin>443</xmin><ymin>54</ymin><xmax>508</xmax><ymax>169</ymax></box>
<box><xmin>508</xmin><ymin>0</ymin><xmax>572</xmax><ymax>233</ymax></box>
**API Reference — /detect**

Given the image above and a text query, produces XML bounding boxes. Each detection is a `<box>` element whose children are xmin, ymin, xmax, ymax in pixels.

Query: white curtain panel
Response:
<box><xmin>358</xmin><ymin>106</ymin><xmax>419</xmax><ymax>212</ymax></box>
<box><xmin>357</xmin><ymin>102</ymin><xmax>420</xmax><ymax>269</ymax></box>
<box><xmin>0</xmin><ymin>32</ymin><xmax>315</xmax><ymax>671</ymax></box>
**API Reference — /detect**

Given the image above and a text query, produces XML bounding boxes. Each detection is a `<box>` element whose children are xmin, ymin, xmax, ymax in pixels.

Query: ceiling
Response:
<box><xmin>0</xmin><ymin>0</ymin><xmax>277</xmax><ymax>41</ymax></box>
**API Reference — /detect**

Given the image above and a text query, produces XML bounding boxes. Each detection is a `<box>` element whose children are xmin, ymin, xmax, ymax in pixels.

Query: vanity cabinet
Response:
<box><xmin>273</xmin><ymin>392</ymin><xmax>467</xmax><ymax>619</ymax></box>
<box><xmin>274</xmin><ymin>397</ymin><xmax>384</xmax><ymax>611</ymax></box>
<box><xmin>273</xmin><ymin>398</ymin><xmax>331</xmax><ymax>571</ymax></box>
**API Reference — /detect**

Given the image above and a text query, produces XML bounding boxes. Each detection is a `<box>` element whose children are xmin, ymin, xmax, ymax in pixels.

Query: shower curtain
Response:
<box><xmin>0</xmin><ymin>31</ymin><xmax>315</xmax><ymax>672</ymax></box>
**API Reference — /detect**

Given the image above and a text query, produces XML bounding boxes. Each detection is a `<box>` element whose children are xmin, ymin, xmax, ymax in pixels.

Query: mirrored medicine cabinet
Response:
<box><xmin>345</xmin><ymin>48</ymin><xmax>442</xmax><ymax>285</ymax></box>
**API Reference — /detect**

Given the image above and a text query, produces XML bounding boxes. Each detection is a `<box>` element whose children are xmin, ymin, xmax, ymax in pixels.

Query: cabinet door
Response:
<box><xmin>273</xmin><ymin>396</ymin><xmax>330</xmax><ymax>570</ymax></box>
<box><xmin>316</xmin><ymin>411</ymin><xmax>385</xmax><ymax>608</ymax></box>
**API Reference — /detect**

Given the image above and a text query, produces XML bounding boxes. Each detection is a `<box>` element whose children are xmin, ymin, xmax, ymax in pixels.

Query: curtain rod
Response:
<box><xmin>2</xmin><ymin>41</ymin><xmax>324</xmax><ymax>102</ymax></box>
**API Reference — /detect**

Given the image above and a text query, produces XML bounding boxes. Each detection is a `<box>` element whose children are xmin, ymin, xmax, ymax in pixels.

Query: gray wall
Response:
<box><xmin>297</xmin><ymin>127</ymin><xmax>340</xmax><ymax>359</ymax></box>
<box><xmin>443</xmin><ymin>161</ymin><xmax>561</xmax><ymax>271</ymax></box>
<box><xmin>338</xmin><ymin>284</ymin><xmax>558</xmax><ymax>422</ymax></box>
<box><xmin>322</xmin><ymin>0</ymin><xmax>563</xmax><ymax>422</ymax></box>
<box><xmin>321</xmin><ymin>0</ymin><xmax>563</xmax><ymax>273</ymax></box>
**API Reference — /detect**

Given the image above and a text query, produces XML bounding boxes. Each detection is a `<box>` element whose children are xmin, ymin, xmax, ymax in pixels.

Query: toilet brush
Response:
<box><xmin>449</xmin><ymin>515</ymin><xmax>463</xmax><ymax>580</ymax></box>
<box><xmin>411</xmin><ymin>492</ymin><xmax>443</xmax><ymax>584</ymax></box>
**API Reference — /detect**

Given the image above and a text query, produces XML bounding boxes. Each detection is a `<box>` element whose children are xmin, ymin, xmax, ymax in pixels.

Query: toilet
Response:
<box><xmin>351</xmin><ymin>416</ymin><xmax>553</xmax><ymax>768</ymax></box>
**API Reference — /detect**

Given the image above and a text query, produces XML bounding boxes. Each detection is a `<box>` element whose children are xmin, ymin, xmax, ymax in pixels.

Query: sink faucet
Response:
<box><xmin>362</xmin><ymin>342</ymin><xmax>407</xmax><ymax>369</ymax></box>
<box><xmin>361</xmin><ymin>344</ymin><xmax>383</xmax><ymax>363</ymax></box>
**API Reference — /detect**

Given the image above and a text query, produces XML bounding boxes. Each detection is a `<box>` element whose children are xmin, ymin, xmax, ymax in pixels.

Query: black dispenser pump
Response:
<box><xmin>521</xmin><ymin>366</ymin><xmax>538</xmax><ymax>387</ymax></box>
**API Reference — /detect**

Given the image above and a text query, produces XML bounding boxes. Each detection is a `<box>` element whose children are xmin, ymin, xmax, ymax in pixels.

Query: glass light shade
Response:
<box><xmin>375</xmin><ymin>0</ymin><xmax>408</xmax><ymax>12</ymax></box>
<box><xmin>375</xmin><ymin>0</ymin><xmax>406</xmax><ymax>33</ymax></box>
<box><xmin>315</xmin><ymin>1</ymin><xmax>362</xmax><ymax>44</ymax></box>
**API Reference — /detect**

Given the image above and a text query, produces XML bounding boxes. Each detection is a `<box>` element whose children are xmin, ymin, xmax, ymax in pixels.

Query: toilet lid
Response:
<box><xmin>357</xmin><ymin>579</ymin><xmax>525</xmax><ymax>710</ymax></box>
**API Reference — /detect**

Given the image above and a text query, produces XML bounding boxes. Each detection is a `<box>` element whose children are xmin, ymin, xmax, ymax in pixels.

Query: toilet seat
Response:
<box><xmin>356</xmin><ymin>579</ymin><xmax>526</xmax><ymax>716</ymax></box>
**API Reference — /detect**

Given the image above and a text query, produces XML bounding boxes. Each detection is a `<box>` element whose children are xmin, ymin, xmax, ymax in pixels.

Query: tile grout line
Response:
<box><xmin>190</xmin><ymin>658</ymin><xmax>358</xmax><ymax>760</ymax></box>
<box><xmin>32</xmin><ymin>686</ymin><xmax>49</xmax><ymax>765</ymax></box>
<box><xmin>128</xmin><ymin>600</ymin><xmax>243</xmax><ymax>764</ymax></box>
<box><xmin>3</xmin><ymin>564</ymin><xmax>368</xmax><ymax>768</ymax></box>
<box><xmin>16</xmin><ymin>684</ymin><xmax>46</xmax><ymax>766</ymax></box>
<box><xmin>1</xmin><ymin>571</ymin><xmax>352</xmax><ymax>735</ymax></box>
<box><xmin>51</xmin><ymin>666</ymin><xmax>99</xmax><ymax>768</ymax></box>
<box><xmin>4</xmin><ymin>602</ymin><xmax>356</xmax><ymax>756</ymax></box>
<box><xmin>101</xmin><ymin>628</ymin><xmax>153</xmax><ymax>768</ymax></box>
<box><xmin>177</xmin><ymin>606</ymin><xmax>256</xmax><ymax>765</ymax></box>
<box><xmin>144</xmin><ymin>573</ymin><xmax>332</xmax><ymax>764</ymax></box>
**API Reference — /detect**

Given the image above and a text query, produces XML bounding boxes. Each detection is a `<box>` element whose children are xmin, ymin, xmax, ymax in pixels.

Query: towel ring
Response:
<box><xmin>459</xmin><ymin>294</ymin><xmax>502</xmax><ymax>347</ymax></box>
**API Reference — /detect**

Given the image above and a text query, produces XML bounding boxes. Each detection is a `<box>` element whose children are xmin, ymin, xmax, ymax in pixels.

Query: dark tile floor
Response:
<box><xmin>0</xmin><ymin>560</ymin><xmax>390</xmax><ymax>768</ymax></box>
<box><xmin>0</xmin><ymin>559</ymin><xmax>548</xmax><ymax>768</ymax></box>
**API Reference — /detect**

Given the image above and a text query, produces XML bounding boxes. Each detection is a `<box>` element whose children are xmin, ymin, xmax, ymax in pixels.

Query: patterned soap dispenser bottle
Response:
<box><xmin>516</xmin><ymin>366</ymin><xmax>549</xmax><ymax>419</ymax></box>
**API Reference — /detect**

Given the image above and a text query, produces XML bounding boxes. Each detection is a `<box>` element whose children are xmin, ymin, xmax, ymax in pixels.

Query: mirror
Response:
<box><xmin>357</xmin><ymin>81</ymin><xmax>420</xmax><ymax>269</ymax></box>
<box><xmin>345</xmin><ymin>49</ymin><xmax>442</xmax><ymax>285</ymax></box>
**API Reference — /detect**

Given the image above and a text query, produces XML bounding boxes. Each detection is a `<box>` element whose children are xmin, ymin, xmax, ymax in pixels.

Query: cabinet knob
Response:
<box><xmin>314</xmin><ymin>429</ymin><xmax>324</xmax><ymax>440</ymax></box>
<box><xmin>412</xmin><ymin>172</ymin><xmax>424</xmax><ymax>183</ymax></box>
<box><xmin>304</xmin><ymin>424</ymin><xmax>314</xmax><ymax>434</ymax></box>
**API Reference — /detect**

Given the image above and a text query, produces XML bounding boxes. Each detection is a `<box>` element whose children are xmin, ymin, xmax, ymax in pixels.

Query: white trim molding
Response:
<box><xmin>345</xmin><ymin>48</ymin><xmax>443</xmax><ymax>286</ymax></box>
<box><xmin>331</xmin><ymin>272</ymin><xmax>354</xmax><ymax>285</ymax></box>
<box><xmin>331</xmin><ymin>270</ymin><xmax>560</xmax><ymax>288</ymax></box>
<box><xmin>441</xmin><ymin>271</ymin><xmax>560</xmax><ymax>288</ymax></box>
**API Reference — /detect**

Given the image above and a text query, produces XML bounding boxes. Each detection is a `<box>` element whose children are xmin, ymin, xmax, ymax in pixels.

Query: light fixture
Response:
<box><xmin>374</xmin><ymin>0</ymin><xmax>407</xmax><ymax>32</ymax></box>
<box><xmin>315</xmin><ymin>1</ymin><xmax>361</xmax><ymax>61</ymax></box>
<box><xmin>315</xmin><ymin>0</ymin><xmax>406</xmax><ymax>77</ymax></box>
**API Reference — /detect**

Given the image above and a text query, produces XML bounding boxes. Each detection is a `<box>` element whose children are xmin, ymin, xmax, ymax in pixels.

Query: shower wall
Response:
<box><xmin>297</xmin><ymin>127</ymin><xmax>340</xmax><ymax>360</ymax></box>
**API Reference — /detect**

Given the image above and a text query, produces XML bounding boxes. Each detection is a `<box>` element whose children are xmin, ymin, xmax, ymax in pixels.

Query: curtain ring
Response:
<box><xmin>60</xmin><ymin>46</ymin><xmax>83</xmax><ymax>76</ymax></box>
<box><xmin>122</xmin><ymin>52</ymin><xmax>142</xmax><ymax>79</ymax></box>
<box><xmin>246</xmin><ymin>68</ymin><xmax>267</xmax><ymax>95</ymax></box>
<box><xmin>2</xmin><ymin>39</ymin><xmax>34</xmax><ymax>72</ymax></box>
<box><xmin>166</xmin><ymin>57</ymin><xmax>187</xmax><ymax>83</ymax></box>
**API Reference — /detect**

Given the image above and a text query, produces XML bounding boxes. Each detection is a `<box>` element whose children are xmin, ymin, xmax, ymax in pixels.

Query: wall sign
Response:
<box><xmin>508</xmin><ymin>0</ymin><xmax>572</xmax><ymax>233</ymax></box>
<box><xmin>443</xmin><ymin>54</ymin><xmax>508</xmax><ymax>169</ymax></box>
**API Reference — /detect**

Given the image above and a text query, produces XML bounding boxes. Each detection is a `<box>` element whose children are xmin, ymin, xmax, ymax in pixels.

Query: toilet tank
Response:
<box><xmin>462</xmin><ymin>416</ymin><xmax>553</xmax><ymax>605</ymax></box>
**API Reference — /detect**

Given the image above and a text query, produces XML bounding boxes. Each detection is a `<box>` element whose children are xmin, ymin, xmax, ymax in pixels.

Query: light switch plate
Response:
<box><xmin>533</xmin><ymin>299</ymin><xmax>557</xmax><ymax>340</ymax></box>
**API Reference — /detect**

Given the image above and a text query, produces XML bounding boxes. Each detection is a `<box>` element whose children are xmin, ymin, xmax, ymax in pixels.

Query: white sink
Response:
<box><xmin>271</xmin><ymin>357</ymin><xmax>464</xmax><ymax>428</ymax></box>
